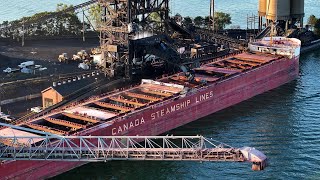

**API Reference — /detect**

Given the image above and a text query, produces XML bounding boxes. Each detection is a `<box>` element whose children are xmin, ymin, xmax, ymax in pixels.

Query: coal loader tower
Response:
<box><xmin>98</xmin><ymin>0</ymin><xmax>230</xmax><ymax>79</ymax></box>
<box><xmin>99</xmin><ymin>0</ymin><xmax>170</xmax><ymax>78</ymax></box>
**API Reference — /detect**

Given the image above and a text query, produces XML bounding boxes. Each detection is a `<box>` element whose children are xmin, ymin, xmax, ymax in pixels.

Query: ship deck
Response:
<box><xmin>250</xmin><ymin>37</ymin><xmax>301</xmax><ymax>49</ymax></box>
<box><xmin>0</xmin><ymin>52</ymin><xmax>285</xmax><ymax>139</ymax></box>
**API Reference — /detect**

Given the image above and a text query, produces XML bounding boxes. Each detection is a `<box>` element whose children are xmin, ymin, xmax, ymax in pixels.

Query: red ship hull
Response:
<box><xmin>0</xmin><ymin>55</ymin><xmax>299</xmax><ymax>179</ymax></box>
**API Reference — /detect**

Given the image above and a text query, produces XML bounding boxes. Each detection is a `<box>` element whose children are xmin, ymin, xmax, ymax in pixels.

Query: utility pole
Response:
<box><xmin>210</xmin><ymin>0</ymin><xmax>215</xmax><ymax>32</ymax></box>
<box><xmin>22</xmin><ymin>21</ymin><xmax>25</xmax><ymax>47</ymax></box>
<box><xmin>83</xmin><ymin>11</ymin><xmax>86</xmax><ymax>42</ymax></box>
<box><xmin>0</xmin><ymin>84</ymin><xmax>3</xmax><ymax>113</ymax></box>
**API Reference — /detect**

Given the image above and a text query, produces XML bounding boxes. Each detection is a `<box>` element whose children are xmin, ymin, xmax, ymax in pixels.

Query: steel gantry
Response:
<box><xmin>0</xmin><ymin>135</ymin><xmax>267</xmax><ymax>171</ymax></box>
<box><xmin>0</xmin><ymin>124</ymin><xmax>267</xmax><ymax>171</ymax></box>
<box><xmin>98</xmin><ymin>0</ymin><xmax>169</xmax><ymax>78</ymax></box>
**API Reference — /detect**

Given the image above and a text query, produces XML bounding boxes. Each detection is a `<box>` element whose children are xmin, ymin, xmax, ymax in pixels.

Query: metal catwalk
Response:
<box><xmin>0</xmin><ymin>123</ymin><xmax>267</xmax><ymax>171</ymax></box>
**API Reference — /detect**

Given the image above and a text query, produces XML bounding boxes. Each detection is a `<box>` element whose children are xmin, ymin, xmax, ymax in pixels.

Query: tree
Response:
<box><xmin>174</xmin><ymin>13</ymin><xmax>183</xmax><ymax>24</ymax></box>
<box><xmin>2</xmin><ymin>21</ymin><xmax>8</xmax><ymax>26</ymax></box>
<box><xmin>314</xmin><ymin>19</ymin><xmax>320</xmax><ymax>36</ymax></box>
<box><xmin>183</xmin><ymin>16</ymin><xmax>193</xmax><ymax>26</ymax></box>
<box><xmin>214</xmin><ymin>12</ymin><xmax>231</xmax><ymax>30</ymax></box>
<box><xmin>308</xmin><ymin>15</ymin><xmax>318</xmax><ymax>30</ymax></box>
<box><xmin>88</xmin><ymin>4</ymin><xmax>102</xmax><ymax>29</ymax></box>
<box><xmin>175</xmin><ymin>13</ymin><xmax>182</xmax><ymax>18</ymax></box>
<box><xmin>148</xmin><ymin>12</ymin><xmax>161</xmax><ymax>22</ymax></box>
<box><xmin>56</xmin><ymin>3</ymin><xmax>71</xmax><ymax>12</ymax></box>
<box><xmin>204</xmin><ymin>16</ymin><xmax>211</xmax><ymax>28</ymax></box>
<box><xmin>55</xmin><ymin>3</ymin><xmax>82</xmax><ymax>35</ymax></box>
<box><xmin>194</xmin><ymin>16</ymin><xmax>204</xmax><ymax>27</ymax></box>
<box><xmin>147</xmin><ymin>12</ymin><xmax>162</xmax><ymax>28</ymax></box>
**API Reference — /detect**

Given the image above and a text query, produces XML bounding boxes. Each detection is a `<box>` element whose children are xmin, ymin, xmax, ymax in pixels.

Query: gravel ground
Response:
<box><xmin>0</xmin><ymin>38</ymin><xmax>99</xmax><ymax>82</ymax></box>
<box><xmin>0</xmin><ymin>38</ymin><xmax>100</xmax><ymax>118</ymax></box>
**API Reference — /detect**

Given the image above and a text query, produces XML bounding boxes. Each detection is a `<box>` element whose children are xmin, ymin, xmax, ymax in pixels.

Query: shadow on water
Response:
<box><xmin>53</xmin><ymin>81</ymin><xmax>304</xmax><ymax>180</ymax></box>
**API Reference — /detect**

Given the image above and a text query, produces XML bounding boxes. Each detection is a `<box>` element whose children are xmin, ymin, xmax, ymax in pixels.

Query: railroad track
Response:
<box><xmin>0</xmin><ymin>70</ymin><xmax>97</xmax><ymax>86</ymax></box>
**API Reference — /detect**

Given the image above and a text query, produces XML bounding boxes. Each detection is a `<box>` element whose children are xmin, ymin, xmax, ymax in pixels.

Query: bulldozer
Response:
<box><xmin>58</xmin><ymin>53</ymin><xmax>69</xmax><ymax>63</ymax></box>
<box><xmin>73</xmin><ymin>50</ymin><xmax>88</xmax><ymax>61</ymax></box>
<box><xmin>91</xmin><ymin>47</ymin><xmax>101</xmax><ymax>55</ymax></box>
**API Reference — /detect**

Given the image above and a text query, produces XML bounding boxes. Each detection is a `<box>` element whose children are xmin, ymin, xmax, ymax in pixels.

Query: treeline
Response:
<box><xmin>175</xmin><ymin>12</ymin><xmax>232</xmax><ymax>30</ymax></box>
<box><xmin>0</xmin><ymin>3</ymin><xmax>89</xmax><ymax>39</ymax></box>
<box><xmin>0</xmin><ymin>4</ymin><xmax>233</xmax><ymax>39</ymax></box>
<box><xmin>308</xmin><ymin>15</ymin><xmax>320</xmax><ymax>36</ymax></box>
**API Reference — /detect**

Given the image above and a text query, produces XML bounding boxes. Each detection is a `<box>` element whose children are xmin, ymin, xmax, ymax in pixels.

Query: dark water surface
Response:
<box><xmin>53</xmin><ymin>48</ymin><xmax>320</xmax><ymax>180</ymax></box>
<box><xmin>1</xmin><ymin>0</ymin><xmax>320</xmax><ymax>28</ymax></box>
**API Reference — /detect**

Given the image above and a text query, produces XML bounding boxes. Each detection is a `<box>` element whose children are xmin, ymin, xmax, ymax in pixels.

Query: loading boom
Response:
<box><xmin>0</xmin><ymin>134</ymin><xmax>267</xmax><ymax>171</ymax></box>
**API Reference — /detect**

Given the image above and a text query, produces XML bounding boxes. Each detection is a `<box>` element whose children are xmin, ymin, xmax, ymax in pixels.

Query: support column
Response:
<box><xmin>210</xmin><ymin>0</ymin><xmax>215</xmax><ymax>32</ymax></box>
<box><xmin>22</xmin><ymin>21</ymin><xmax>25</xmax><ymax>47</ymax></box>
<box><xmin>82</xmin><ymin>11</ymin><xmax>86</xmax><ymax>42</ymax></box>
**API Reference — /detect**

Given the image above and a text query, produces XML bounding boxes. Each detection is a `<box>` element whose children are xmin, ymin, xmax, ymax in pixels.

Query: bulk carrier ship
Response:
<box><xmin>0</xmin><ymin>36</ymin><xmax>301</xmax><ymax>179</ymax></box>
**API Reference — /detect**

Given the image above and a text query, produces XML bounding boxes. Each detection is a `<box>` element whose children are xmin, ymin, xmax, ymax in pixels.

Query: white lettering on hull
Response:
<box><xmin>195</xmin><ymin>91</ymin><xmax>214</xmax><ymax>103</ymax></box>
<box><xmin>112</xmin><ymin>117</ymin><xmax>145</xmax><ymax>135</ymax></box>
<box><xmin>151</xmin><ymin>99</ymin><xmax>191</xmax><ymax>120</ymax></box>
<box><xmin>112</xmin><ymin>91</ymin><xmax>214</xmax><ymax>135</ymax></box>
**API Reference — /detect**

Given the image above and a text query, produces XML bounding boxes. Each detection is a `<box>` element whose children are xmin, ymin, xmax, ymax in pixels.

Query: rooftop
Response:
<box><xmin>250</xmin><ymin>37</ymin><xmax>301</xmax><ymax>49</ymax></box>
<box><xmin>42</xmin><ymin>73</ymin><xmax>104</xmax><ymax>97</ymax></box>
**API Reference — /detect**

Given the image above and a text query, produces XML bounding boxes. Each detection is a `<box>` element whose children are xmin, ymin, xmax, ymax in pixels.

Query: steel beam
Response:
<box><xmin>225</xmin><ymin>60</ymin><xmax>259</xmax><ymax>67</ymax></box>
<box><xmin>25</xmin><ymin>123</ymin><xmax>67</xmax><ymax>135</ymax></box>
<box><xmin>94</xmin><ymin>101</ymin><xmax>134</xmax><ymax>112</ymax></box>
<box><xmin>0</xmin><ymin>135</ymin><xmax>267</xmax><ymax>171</ymax></box>
<box><xmin>109</xmin><ymin>96</ymin><xmax>146</xmax><ymax>107</ymax></box>
<box><xmin>140</xmin><ymin>89</ymin><xmax>172</xmax><ymax>97</ymax></box>
<box><xmin>125</xmin><ymin>92</ymin><xmax>162</xmax><ymax>102</ymax></box>
<box><xmin>44</xmin><ymin>118</ymin><xmax>86</xmax><ymax>130</ymax></box>
<box><xmin>61</xmin><ymin>112</ymin><xmax>100</xmax><ymax>124</ymax></box>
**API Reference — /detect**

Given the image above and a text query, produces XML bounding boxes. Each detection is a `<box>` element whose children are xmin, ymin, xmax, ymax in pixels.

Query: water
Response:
<box><xmin>1</xmin><ymin>0</ymin><xmax>320</xmax><ymax>179</ymax></box>
<box><xmin>1</xmin><ymin>0</ymin><xmax>320</xmax><ymax>28</ymax></box>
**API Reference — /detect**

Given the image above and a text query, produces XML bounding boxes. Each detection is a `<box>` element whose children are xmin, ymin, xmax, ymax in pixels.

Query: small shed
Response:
<box><xmin>41</xmin><ymin>87</ymin><xmax>63</xmax><ymax>109</ymax></box>
<box><xmin>41</xmin><ymin>73</ymin><xmax>103</xmax><ymax>109</ymax></box>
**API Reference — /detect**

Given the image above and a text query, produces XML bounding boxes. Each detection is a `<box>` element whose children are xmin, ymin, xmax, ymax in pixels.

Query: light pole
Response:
<box><xmin>0</xmin><ymin>83</ymin><xmax>3</xmax><ymax>113</ymax></box>
<box><xmin>210</xmin><ymin>0</ymin><xmax>215</xmax><ymax>32</ymax></box>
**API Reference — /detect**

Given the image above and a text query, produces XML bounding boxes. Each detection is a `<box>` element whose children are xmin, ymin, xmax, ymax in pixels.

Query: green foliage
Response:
<box><xmin>175</xmin><ymin>13</ymin><xmax>182</xmax><ymax>18</ymax></box>
<box><xmin>183</xmin><ymin>16</ymin><xmax>193</xmax><ymax>26</ymax></box>
<box><xmin>314</xmin><ymin>19</ymin><xmax>320</xmax><ymax>36</ymax></box>
<box><xmin>148</xmin><ymin>12</ymin><xmax>161</xmax><ymax>22</ymax></box>
<box><xmin>147</xmin><ymin>12</ymin><xmax>162</xmax><ymax>28</ymax></box>
<box><xmin>2</xmin><ymin>21</ymin><xmax>8</xmax><ymax>26</ymax></box>
<box><xmin>181</xmin><ymin>12</ymin><xmax>231</xmax><ymax>30</ymax></box>
<box><xmin>0</xmin><ymin>3</ymin><xmax>83</xmax><ymax>38</ymax></box>
<box><xmin>88</xmin><ymin>4</ymin><xmax>102</xmax><ymax>28</ymax></box>
<box><xmin>214</xmin><ymin>12</ymin><xmax>231</xmax><ymax>30</ymax></box>
<box><xmin>194</xmin><ymin>16</ymin><xmax>204</xmax><ymax>27</ymax></box>
<box><xmin>20</xmin><ymin>11</ymin><xmax>53</xmax><ymax>23</ymax></box>
<box><xmin>204</xmin><ymin>16</ymin><xmax>210</xmax><ymax>27</ymax></box>
<box><xmin>308</xmin><ymin>15</ymin><xmax>317</xmax><ymax>28</ymax></box>
<box><xmin>57</xmin><ymin>3</ymin><xmax>70</xmax><ymax>11</ymax></box>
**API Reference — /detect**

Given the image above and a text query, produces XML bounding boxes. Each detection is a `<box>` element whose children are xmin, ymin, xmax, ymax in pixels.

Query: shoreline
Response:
<box><xmin>301</xmin><ymin>40</ymin><xmax>320</xmax><ymax>54</ymax></box>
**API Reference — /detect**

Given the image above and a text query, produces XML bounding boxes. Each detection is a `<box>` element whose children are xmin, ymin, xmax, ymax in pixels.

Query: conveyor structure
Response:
<box><xmin>0</xmin><ymin>123</ymin><xmax>267</xmax><ymax>171</ymax></box>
